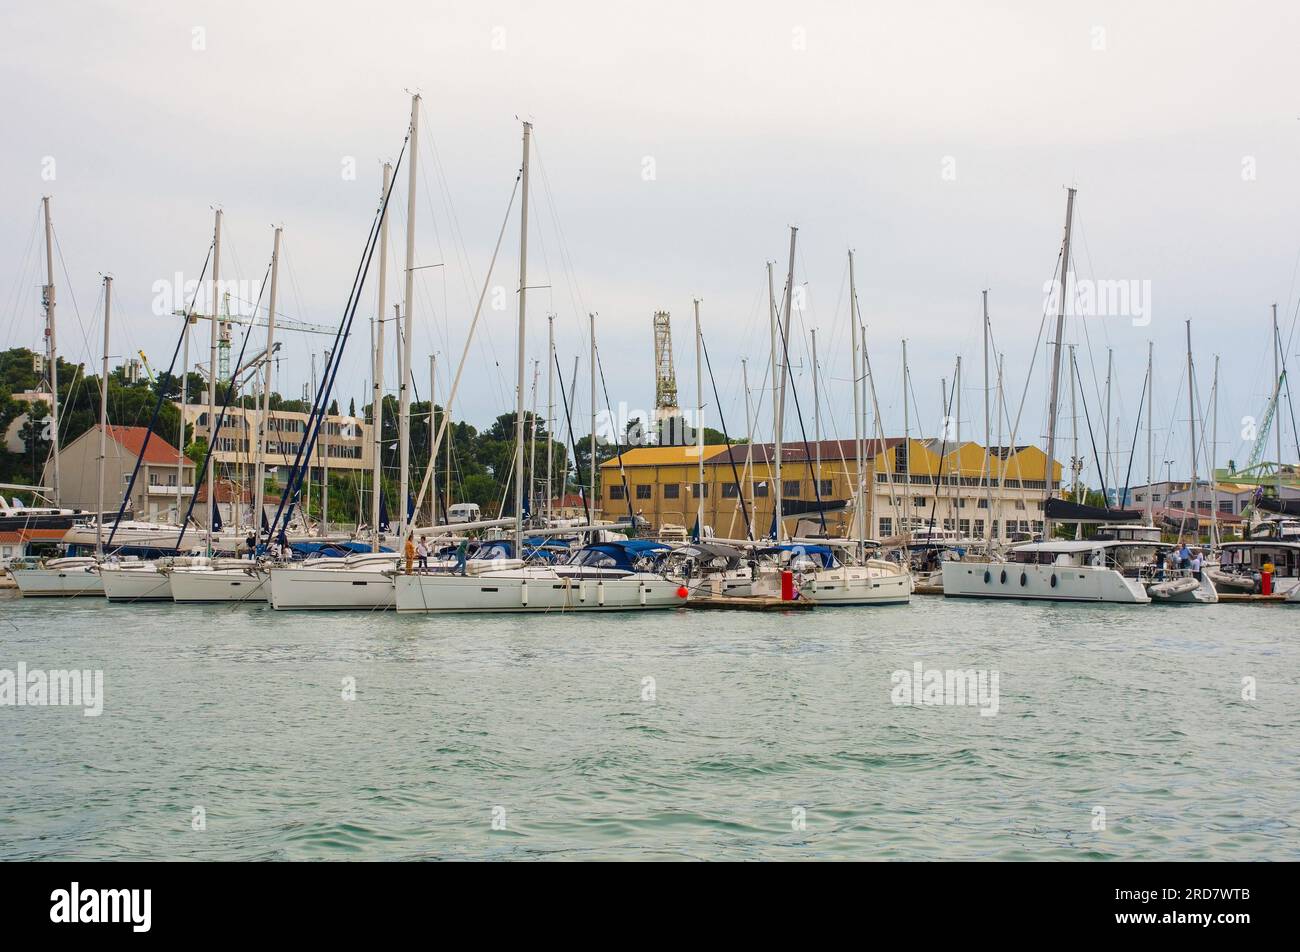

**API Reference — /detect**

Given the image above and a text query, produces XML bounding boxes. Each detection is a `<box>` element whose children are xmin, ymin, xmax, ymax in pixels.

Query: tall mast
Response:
<box><xmin>322</xmin><ymin>346</ymin><xmax>331</xmax><ymax>536</ymax></box>
<box><xmin>1069</xmin><ymin>343</ymin><xmax>1079</xmax><ymax>539</ymax></box>
<box><xmin>1211</xmin><ymin>354</ymin><xmax>1220</xmax><ymax>547</ymax></box>
<box><xmin>588</xmin><ymin>311</ymin><xmax>596</xmax><ymax>523</ymax></box>
<box><xmin>955</xmin><ymin>356</ymin><xmax>962</xmax><ymax>519</ymax></box>
<box><xmin>96</xmin><ymin>275</ymin><xmax>112</xmax><ymax>558</ymax></box>
<box><xmin>527</xmin><ymin>357</ymin><xmax>539</xmax><ymax>524</ymax></box>
<box><xmin>206</xmin><ymin>208</ymin><xmax>221</xmax><ymax>552</ymax></box>
<box><xmin>546</xmin><ymin>313</ymin><xmax>555</xmax><ymax>526</ymax></box>
<box><xmin>902</xmin><ymin>339</ymin><xmax>910</xmax><ymax>533</ymax></box>
<box><xmin>178</xmin><ymin>308</ymin><xmax>190</xmax><ymax>525</ymax></box>
<box><xmin>1104</xmin><ymin>348</ymin><xmax>1113</xmax><ymax>498</ymax></box>
<box><xmin>514</xmin><ymin>120</ymin><xmax>532</xmax><ymax>552</ymax></box>
<box><xmin>777</xmin><ymin>227</ymin><xmax>797</xmax><ymax>539</ymax></box>
<box><xmin>812</xmin><ymin>328</ymin><xmax>821</xmax><ymax>495</ymax></box>
<box><xmin>996</xmin><ymin>353</ymin><xmax>1005</xmax><ymax>540</ymax></box>
<box><xmin>371</xmin><ymin>162</ymin><xmax>391</xmax><ymax>550</ymax></box>
<box><xmin>306</xmin><ymin>352</ymin><xmax>314</xmax><ymax>524</ymax></box>
<box><xmin>1043</xmin><ymin>186</ymin><xmax>1076</xmax><ymax>539</ymax></box>
<box><xmin>694</xmin><ymin>299</ymin><xmax>704</xmax><ymax>539</ymax></box>
<box><xmin>1186</xmin><ymin>319</ymin><xmax>1198</xmax><ymax>537</ymax></box>
<box><xmin>399</xmin><ymin>94</ymin><xmax>420</xmax><ymax>541</ymax></box>
<box><xmin>849</xmin><ymin>251</ymin><xmax>864</xmax><ymax>546</ymax></box>
<box><xmin>982</xmin><ymin>289</ymin><xmax>992</xmax><ymax>542</ymax></box>
<box><xmin>254</xmin><ymin>225</ymin><xmax>282</xmax><ymax>545</ymax></box>
<box><xmin>741</xmin><ymin>358</ymin><xmax>755</xmax><ymax>539</ymax></box>
<box><xmin>767</xmin><ymin>262</ymin><xmax>780</xmax><ymax>539</ymax></box>
<box><xmin>1146</xmin><ymin>341</ymin><xmax>1154</xmax><ymax>527</ymax></box>
<box><xmin>1274</xmin><ymin>304</ymin><xmax>1283</xmax><ymax>497</ymax></box>
<box><xmin>41</xmin><ymin>197</ymin><xmax>61</xmax><ymax>506</ymax></box>
<box><xmin>430</xmin><ymin>353</ymin><xmax>438</xmax><ymax>524</ymax></box>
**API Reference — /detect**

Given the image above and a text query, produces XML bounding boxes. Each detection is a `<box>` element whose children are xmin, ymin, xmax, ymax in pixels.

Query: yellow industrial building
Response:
<box><xmin>599</xmin><ymin>438</ymin><xmax>1062</xmax><ymax>541</ymax></box>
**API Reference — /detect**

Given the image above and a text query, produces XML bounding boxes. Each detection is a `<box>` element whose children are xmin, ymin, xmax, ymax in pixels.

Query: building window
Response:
<box><xmin>958</xmin><ymin>498</ymin><xmax>967</xmax><ymax>508</ymax></box>
<box><xmin>973</xmin><ymin>519</ymin><xmax>984</xmax><ymax>536</ymax></box>
<box><xmin>943</xmin><ymin>518</ymin><xmax>955</xmax><ymax>531</ymax></box>
<box><xmin>1015</xmin><ymin>500</ymin><xmax>1026</xmax><ymax>510</ymax></box>
<box><xmin>693</xmin><ymin>483</ymin><xmax>709</xmax><ymax>498</ymax></box>
<box><xmin>663</xmin><ymin>483</ymin><xmax>680</xmax><ymax>499</ymax></box>
<box><xmin>913</xmin><ymin>496</ymin><xmax>927</xmax><ymax>508</ymax></box>
<box><xmin>782</xmin><ymin>480</ymin><xmax>800</xmax><ymax>497</ymax></box>
<box><xmin>878</xmin><ymin>517</ymin><xmax>892</xmax><ymax>536</ymax></box>
<box><xmin>1152</xmin><ymin>494</ymin><xmax>1162</xmax><ymax>502</ymax></box>
<box><xmin>1218</xmin><ymin>500</ymin><xmax>1233</xmax><ymax>513</ymax></box>
<box><xmin>958</xmin><ymin>519</ymin><xmax>971</xmax><ymax>535</ymax></box>
<box><xmin>722</xmin><ymin>483</ymin><xmax>740</xmax><ymax>498</ymax></box>
<box><xmin>635</xmin><ymin>484</ymin><xmax>652</xmax><ymax>500</ymax></box>
<box><xmin>991</xmin><ymin>520</ymin><xmax>999</xmax><ymax>537</ymax></box>
<box><xmin>608</xmin><ymin>485</ymin><xmax>625</xmax><ymax>500</ymax></box>
<box><xmin>977</xmin><ymin>497</ymin><xmax>989</xmax><ymax>509</ymax></box>
<box><xmin>818</xmin><ymin>479</ymin><xmax>833</xmax><ymax>497</ymax></box>
<box><xmin>754</xmin><ymin>482</ymin><xmax>769</xmax><ymax>497</ymax></box>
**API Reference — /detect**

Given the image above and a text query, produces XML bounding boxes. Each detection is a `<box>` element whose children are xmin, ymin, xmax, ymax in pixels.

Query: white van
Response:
<box><xmin>447</xmin><ymin>503</ymin><xmax>481</xmax><ymax>524</ymax></box>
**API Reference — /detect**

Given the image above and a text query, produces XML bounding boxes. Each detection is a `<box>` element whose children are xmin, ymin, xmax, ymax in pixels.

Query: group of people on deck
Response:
<box><xmin>404</xmin><ymin>534</ymin><xmax>472</xmax><ymax>575</ymax></box>
<box><xmin>1155</xmin><ymin>543</ymin><xmax>1205</xmax><ymax>580</ymax></box>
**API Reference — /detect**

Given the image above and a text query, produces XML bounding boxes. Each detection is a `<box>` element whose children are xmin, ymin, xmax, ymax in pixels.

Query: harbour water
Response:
<box><xmin>1</xmin><ymin>592</ymin><xmax>1296</xmax><ymax>861</ymax></box>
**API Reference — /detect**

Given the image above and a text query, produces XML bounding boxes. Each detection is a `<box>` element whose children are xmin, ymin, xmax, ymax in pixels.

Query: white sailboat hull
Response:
<box><xmin>269</xmin><ymin>566</ymin><xmax>395</xmax><ymax>610</ymax></box>
<box><xmin>395</xmin><ymin>570</ymin><xmax>687</xmax><ymax>613</ymax></box>
<box><xmin>754</xmin><ymin>563</ymin><xmax>911</xmax><ymax>605</ymax></box>
<box><xmin>169</xmin><ymin>567</ymin><xmax>268</xmax><ymax>603</ymax></box>
<box><xmin>11</xmin><ymin>566</ymin><xmax>104</xmax><ymax>597</ymax></box>
<box><xmin>100</xmin><ymin>565</ymin><xmax>173</xmax><ymax>602</ymax></box>
<box><xmin>942</xmin><ymin>560</ymin><xmax>1151</xmax><ymax>603</ymax></box>
<box><xmin>798</xmin><ymin>567</ymin><xmax>912</xmax><ymax>605</ymax></box>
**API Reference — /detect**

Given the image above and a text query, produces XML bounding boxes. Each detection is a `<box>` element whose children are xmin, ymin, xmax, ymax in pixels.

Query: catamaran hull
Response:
<box><xmin>100</xmin><ymin>568</ymin><xmax>173</xmax><ymax>602</ymax></box>
<box><xmin>269</xmin><ymin>567</ymin><xmax>395</xmax><ymax>610</ymax></box>
<box><xmin>394</xmin><ymin>573</ymin><xmax>687</xmax><ymax>613</ymax></box>
<box><xmin>169</xmin><ymin>569</ymin><xmax>268</xmax><ymax>603</ymax></box>
<box><xmin>11</xmin><ymin>568</ymin><xmax>104</xmax><ymax>597</ymax></box>
<box><xmin>942</xmin><ymin>561</ymin><xmax>1150</xmax><ymax>603</ymax></box>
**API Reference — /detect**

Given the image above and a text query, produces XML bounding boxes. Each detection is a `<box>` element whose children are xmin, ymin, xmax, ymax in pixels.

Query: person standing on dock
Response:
<box><xmin>404</xmin><ymin>536</ymin><xmax>415</xmax><ymax>575</ymax></box>
<box><xmin>415</xmin><ymin>539</ymin><xmax>429</xmax><ymax>572</ymax></box>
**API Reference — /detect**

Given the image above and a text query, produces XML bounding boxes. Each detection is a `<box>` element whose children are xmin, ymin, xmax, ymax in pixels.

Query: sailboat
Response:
<box><xmin>11</xmin><ymin>200</ymin><xmax>105</xmax><ymax>598</ymax></box>
<box><xmin>269</xmin><ymin>100</ymin><xmax>412</xmax><ymax>611</ymax></box>
<box><xmin>395</xmin><ymin>122</ymin><xmax>688</xmax><ymax>614</ymax></box>
<box><xmin>757</xmin><ymin>235</ymin><xmax>910</xmax><ymax>606</ymax></box>
<box><xmin>941</xmin><ymin>188</ymin><xmax>1151</xmax><ymax>604</ymax></box>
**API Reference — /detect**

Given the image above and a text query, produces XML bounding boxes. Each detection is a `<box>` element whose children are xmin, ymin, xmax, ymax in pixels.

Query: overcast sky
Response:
<box><xmin>4</xmin><ymin>0</ymin><xmax>1300</xmax><ymax>486</ymax></box>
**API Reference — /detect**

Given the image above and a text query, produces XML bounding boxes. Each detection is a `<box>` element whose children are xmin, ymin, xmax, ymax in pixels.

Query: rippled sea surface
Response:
<box><xmin>1</xmin><ymin>590</ymin><xmax>1296</xmax><ymax>861</ymax></box>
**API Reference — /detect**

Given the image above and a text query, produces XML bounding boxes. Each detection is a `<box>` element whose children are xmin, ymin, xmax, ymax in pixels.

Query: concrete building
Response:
<box><xmin>41</xmin><ymin>425</ymin><xmax>195</xmax><ymax>522</ymax></box>
<box><xmin>1128</xmin><ymin>478</ymin><xmax>1300</xmax><ymax>536</ymax></box>
<box><xmin>599</xmin><ymin>438</ymin><xmax>1062</xmax><ymax>541</ymax></box>
<box><xmin>180</xmin><ymin>403</ymin><xmax>372</xmax><ymax>486</ymax></box>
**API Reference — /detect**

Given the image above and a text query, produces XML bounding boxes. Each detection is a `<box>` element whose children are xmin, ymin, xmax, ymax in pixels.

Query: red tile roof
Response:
<box><xmin>105</xmin><ymin>426</ymin><xmax>185</xmax><ymax>465</ymax></box>
<box><xmin>0</xmin><ymin>528</ymin><xmax>68</xmax><ymax>544</ymax></box>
